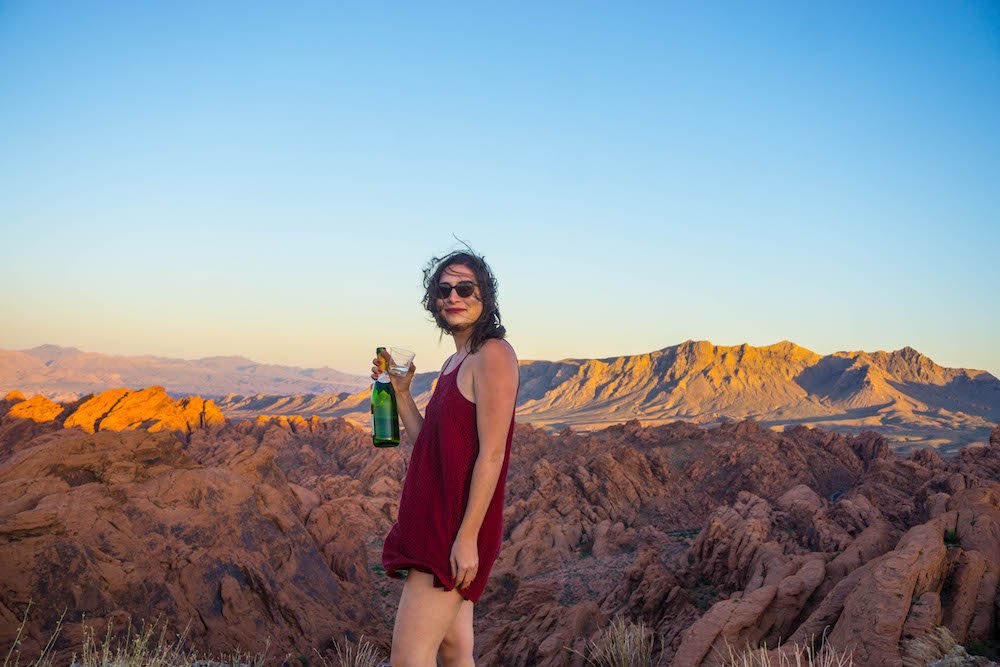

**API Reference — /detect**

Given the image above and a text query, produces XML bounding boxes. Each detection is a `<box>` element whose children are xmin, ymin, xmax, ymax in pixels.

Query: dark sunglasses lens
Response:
<box><xmin>437</xmin><ymin>282</ymin><xmax>476</xmax><ymax>298</ymax></box>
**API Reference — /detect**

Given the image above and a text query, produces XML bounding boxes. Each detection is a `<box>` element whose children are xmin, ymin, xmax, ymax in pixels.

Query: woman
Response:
<box><xmin>373</xmin><ymin>248</ymin><xmax>519</xmax><ymax>667</ymax></box>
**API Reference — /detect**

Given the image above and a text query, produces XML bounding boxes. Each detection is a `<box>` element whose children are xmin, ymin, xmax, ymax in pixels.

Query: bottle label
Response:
<box><xmin>376</xmin><ymin>372</ymin><xmax>390</xmax><ymax>384</ymax></box>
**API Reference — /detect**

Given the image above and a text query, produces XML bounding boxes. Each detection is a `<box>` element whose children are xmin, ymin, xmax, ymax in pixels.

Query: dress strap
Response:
<box><xmin>444</xmin><ymin>339</ymin><xmax>515</xmax><ymax>377</ymax></box>
<box><xmin>442</xmin><ymin>351</ymin><xmax>468</xmax><ymax>377</ymax></box>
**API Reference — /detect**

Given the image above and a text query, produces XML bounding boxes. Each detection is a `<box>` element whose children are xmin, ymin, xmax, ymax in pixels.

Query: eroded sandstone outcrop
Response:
<box><xmin>0</xmin><ymin>389</ymin><xmax>387</xmax><ymax>663</ymax></box>
<box><xmin>2</xmin><ymin>388</ymin><xmax>997</xmax><ymax>666</ymax></box>
<box><xmin>669</xmin><ymin>427</ymin><xmax>1000</xmax><ymax>667</ymax></box>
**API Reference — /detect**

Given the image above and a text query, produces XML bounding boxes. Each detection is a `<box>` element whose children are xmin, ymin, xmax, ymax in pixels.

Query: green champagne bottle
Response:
<box><xmin>372</xmin><ymin>346</ymin><xmax>400</xmax><ymax>447</ymax></box>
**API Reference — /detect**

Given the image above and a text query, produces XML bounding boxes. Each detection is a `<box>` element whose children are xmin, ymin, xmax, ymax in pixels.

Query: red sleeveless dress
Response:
<box><xmin>381</xmin><ymin>343</ymin><xmax>518</xmax><ymax>603</ymax></box>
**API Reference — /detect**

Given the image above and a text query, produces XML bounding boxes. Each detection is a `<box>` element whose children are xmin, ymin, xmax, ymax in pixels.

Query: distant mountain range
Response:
<box><xmin>0</xmin><ymin>344</ymin><xmax>369</xmax><ymax>400</ymax></box>
<box><xmin>3</xmin><ymin>341</ymin><xmax>998</xmax><ymax>452</ymax></box>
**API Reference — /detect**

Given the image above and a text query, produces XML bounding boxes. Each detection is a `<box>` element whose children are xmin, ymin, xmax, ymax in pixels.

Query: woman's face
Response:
<box><xmin>436</xmin><ymin>263</ymin><xmax>483</xmax><ymax>332</ymax></box>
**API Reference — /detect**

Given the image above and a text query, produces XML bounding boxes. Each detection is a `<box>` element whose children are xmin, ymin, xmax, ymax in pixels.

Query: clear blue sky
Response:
<box><xmin>2</xmin><ymin>2</ymin><xmax>998</xmax><ymax>377</ymax></box>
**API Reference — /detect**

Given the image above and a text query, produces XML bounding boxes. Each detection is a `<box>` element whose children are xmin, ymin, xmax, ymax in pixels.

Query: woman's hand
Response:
<box><xmin>450</xmin><ymin>533</ymin><xmax>479</xmax><ymax>593</ymax></box>
<box><xmin>370</xmin><ymin>350</ymin><xmax>416</xmax><ymax>395</ymax></box>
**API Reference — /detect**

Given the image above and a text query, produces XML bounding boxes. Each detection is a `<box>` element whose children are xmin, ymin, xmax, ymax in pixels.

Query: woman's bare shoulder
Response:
<box><xmin>473</xmin><ymin>339</ymin><xmax>518</xmax><ymax>382</ymax></box>
<box><xmin>478</xmin><ymin>338</ymin><xmax>517</xmax><ymax>362</ymax></box>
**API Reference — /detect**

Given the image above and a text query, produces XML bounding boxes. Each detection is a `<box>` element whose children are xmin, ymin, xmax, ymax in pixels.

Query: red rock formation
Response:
<box><xmin>60</xmin><ymin>386</ymin><xmax>225</xmax><ymax>434</ymax></box>
<box><xmin>474</xmin><ymin>581</ymin><xmax>602</xmax><ymax>667</ymax></box>
<box><xmin>5</xmin><ymin>394</ymin><xmax>64</xmax><ymax>422</ymax></box>
<box><xmin>0</xmin><ymin>389</ymin><xmax>386</xmax><ymax>664</ymax></box>
<box><xmin>669</xmin><ymin>430</ymin><xmax>1000</xmax><ymax>666</ymax></box>
<box><xmin>2</xmin><ymin>388</ymin><xmax>998</xmax><ymax>666</ymax></box>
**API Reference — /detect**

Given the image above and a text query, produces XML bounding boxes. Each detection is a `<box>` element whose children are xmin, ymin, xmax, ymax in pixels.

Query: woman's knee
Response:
<box><xmin>390</xmin><ymin>626</ymin><xmax>441</xmax><ymax>667</ymax></box>
<box><xmin>389</xmin><ymin>652</ymin><xmax>434</xmax><ymax>667</ymax></box>
<box><xmin>391</xmin><ymin>635</ymin><xmax>441</xmax><ymax>667</ymax></box>
<box><xmin>437</xmin><ymin>610</ymin><xmax>474</xmax><ymax>666</ymax></box>
<box><xmin>438</xmin><ymin>636</ymin><xmax>474</xmax><ymax>667</ymax></box>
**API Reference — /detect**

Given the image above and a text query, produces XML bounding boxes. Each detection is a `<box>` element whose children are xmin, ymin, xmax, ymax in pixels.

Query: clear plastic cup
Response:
<box><xmin>388</xmin><ymin>346</ymin><xmax>415</xmax><ymax>376</ymax></box>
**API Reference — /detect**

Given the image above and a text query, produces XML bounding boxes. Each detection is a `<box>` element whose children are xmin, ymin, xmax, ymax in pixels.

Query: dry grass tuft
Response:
<box><xmin>314</xmin><ymin>634</ymin><xmax>385</xmax><ymax>667</ymax></box>
<box><xmin>4</xmin><ymin>600</ymin><xmax>64</xmax><ymax>667</ymax></box>
<box><xmin>568</xmin><ymin>615</ymin><xmax>657</xmax><ymax>667</ymax></box>
<box><xmin>2</xmin><ymin>599</ymin><xmax>388</xmax><ymax>667</ymax></box>
<box><xmin>719</xmin><ymin>634</ymin><xmax>854</xmax><ymax>667</ymax></box>
<box><xmin>2</xmin><ymin>598</ymin><xmax>316</xmax><ymax>667</ymax></box>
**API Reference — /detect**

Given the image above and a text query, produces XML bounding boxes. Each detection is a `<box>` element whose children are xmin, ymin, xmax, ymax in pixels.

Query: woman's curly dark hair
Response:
<box><xmin>421</xmin><ymin>242</ymin><xmax>506</xmax><ymax>354</ymax></box>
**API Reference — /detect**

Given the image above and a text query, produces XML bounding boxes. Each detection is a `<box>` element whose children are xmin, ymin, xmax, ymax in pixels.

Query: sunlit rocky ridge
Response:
<box><xmin>220</xmin><ymin>340</ymin><xmax>999</xmax><ymax>454</ymax></box>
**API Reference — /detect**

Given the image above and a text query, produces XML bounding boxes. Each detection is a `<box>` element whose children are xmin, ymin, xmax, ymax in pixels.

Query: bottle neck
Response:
<box><xmin>376</xmin><ymin>371</ymin><xmax>390</xmax><ymax>383</ymax></box>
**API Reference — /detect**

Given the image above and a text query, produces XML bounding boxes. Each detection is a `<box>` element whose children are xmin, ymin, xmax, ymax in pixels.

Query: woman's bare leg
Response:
<box><xmin>390</xmin><ymin>570</ymin><xmax>466</xmax><ymax>667</ymax></box>
<box><xmin>437</xmin><ymin>599</ymin><xmax>474</xmax><ymax>667</ymax></box>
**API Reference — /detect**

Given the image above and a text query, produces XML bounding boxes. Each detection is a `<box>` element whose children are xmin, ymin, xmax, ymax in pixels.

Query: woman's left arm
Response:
<box><xmin>451</xmin><ymin>340</ymin><xmax>519</xmax><ymax>591</ymax></box>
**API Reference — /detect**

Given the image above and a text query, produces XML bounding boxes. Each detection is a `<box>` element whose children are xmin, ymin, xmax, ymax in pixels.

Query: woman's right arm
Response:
<box><xmin>394</xmin><ymin>388</ymin><xmax>424</xmax><ymax>437</ymax></box>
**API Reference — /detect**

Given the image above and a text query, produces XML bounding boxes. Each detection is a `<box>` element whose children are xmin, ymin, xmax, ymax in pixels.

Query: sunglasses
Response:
<box><xmin>436</xmin><ymin>281</ymin><xmax>478</xmax><ymax>299</ymax></box>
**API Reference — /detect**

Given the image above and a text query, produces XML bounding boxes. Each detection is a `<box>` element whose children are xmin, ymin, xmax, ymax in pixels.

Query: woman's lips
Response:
<box><xmin>445</xmin><ymin>308</ymin><xmax>465</xmax><ymax>313</ymax></box>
